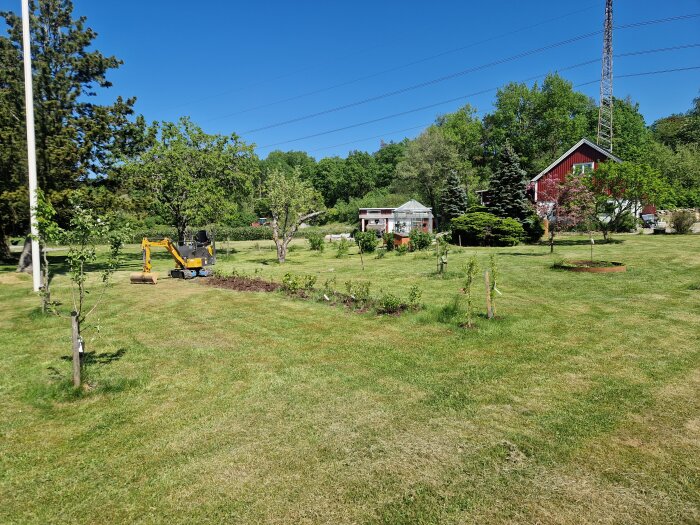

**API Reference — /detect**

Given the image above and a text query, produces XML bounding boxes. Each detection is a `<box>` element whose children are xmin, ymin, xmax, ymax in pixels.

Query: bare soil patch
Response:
<box><xmin>204</xmin><ymin>275</ymin><xmax>280</xmax><ymax>292</ymax></box>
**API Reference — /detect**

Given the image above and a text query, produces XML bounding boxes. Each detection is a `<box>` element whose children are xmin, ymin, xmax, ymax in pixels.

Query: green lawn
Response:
<box><xmin>1</xmin><ymin>234</ymin><xmax>699</xmax><ymax>524</ymax></box>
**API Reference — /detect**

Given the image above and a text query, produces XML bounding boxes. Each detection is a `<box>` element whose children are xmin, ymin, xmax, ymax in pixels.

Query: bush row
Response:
<box><xmin>128</xmin><ymin>223</ymin><xmax>353</xmax><ymax>243</ymax></box>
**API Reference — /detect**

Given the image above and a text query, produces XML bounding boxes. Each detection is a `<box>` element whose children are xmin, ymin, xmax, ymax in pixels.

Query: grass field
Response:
<box><xmin>1</xmin><ymin>234</ymin><xmax>699</xmax><ymax>524</ymax></box>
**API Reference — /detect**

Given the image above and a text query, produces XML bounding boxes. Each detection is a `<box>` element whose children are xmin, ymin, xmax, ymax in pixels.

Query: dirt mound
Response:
<box><xmin>204</xmin><ymin>275</ymin><xmax>280</xmax><ymax>292</ymax></box>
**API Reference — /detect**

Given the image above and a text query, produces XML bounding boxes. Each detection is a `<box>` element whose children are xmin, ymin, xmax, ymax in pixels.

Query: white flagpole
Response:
<box><xmin>21</xmin><ymin>0</ymin><xmax>41</xmax><ymax>292</ymax></box>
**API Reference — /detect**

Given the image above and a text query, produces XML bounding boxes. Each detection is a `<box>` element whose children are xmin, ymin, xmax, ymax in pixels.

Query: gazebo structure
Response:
<box><xmin>393</xmin><ymin>200</ymin><xmax>434</xmax><ymax>234</ymax></box>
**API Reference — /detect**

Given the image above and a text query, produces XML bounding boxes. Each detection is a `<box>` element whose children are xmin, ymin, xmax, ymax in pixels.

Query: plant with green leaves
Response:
<box><xmin>265</xmin><ymin>167</ymin><xmax>325</xmax><ymax>263</ymax></box>
<box><xmin>409</xmin><ymin>229</ymin><xmax>432</xmax><ymax>251</ymax></box>
<box><xmin>462</xmin><ymin>255</ymin><xmax>479</xmax><ymax>328</ymax></box>
<box><xmin>55</xmin><ymin>204</ymin><xmax>128</xmax><ymax>387</ymax></box>
<box><xmin>123</xmin><ymin>117</ymin><xmax>257</xmax><ymax>244</ymax></box>
<box><xmin>355</xmin><ymin>231</ymin><xmax>379</xmax><ymax>253</ymax></box>
<box><xmin>335</xmin><ymin>238</ymin><xmax>350</xmax><ymax>258</ymax></box>
<box><xmin>33</xmin><ymin>191</ymin><xmax>63</xmax><ymax>312</ymax></box>
<box><xmin>0</xmin><ymin>1</ymin><xmax>147</xmax><ymax>260</ymax></box>
<box><xmin>395</xmin><ymin>244</ymin><xmax>408</xmax><ymax>256</ymax></box>
<box><xmin>382</xmin><ymin>232</ymin><xmax>394</xmax><ymax>251</ymax></box>
<box><xmin>436</xmin><ymin>235</ymin><xmax>449</xmax><ymax>276</ymax></box>
<box><xmin>489</xmin><ymin>254</ymin><xmax>499</xmax><ymax>318</ymax></box>
<box><xmin>307</xmin><ymin>232</ymin><xmax>325</xmax><ymax>252</ymax></box>
<box><xmin>408</xmin><ymin>285</ymin><xmax>422</xmax><ymax>310</ymax></box>
<box><xmin>376</xmin><ymin>292</ymin><xmax>402</xmax><ymax>314</ymax></box>
<box><xmin>589</xmin><ymin>161</ymin><xmax>669</xmax><ymax>240</ymax></box>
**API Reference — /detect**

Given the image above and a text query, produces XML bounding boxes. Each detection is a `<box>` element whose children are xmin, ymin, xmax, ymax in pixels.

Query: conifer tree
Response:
<box><xmin>488</xmin><ymin>142</ymin><xmax>530</xmax><ymax>220</ymax></box>
<box><xmin>440</xmin><ymin>170</ymin><xmax>469</xmax><ymax>223</ymax></box>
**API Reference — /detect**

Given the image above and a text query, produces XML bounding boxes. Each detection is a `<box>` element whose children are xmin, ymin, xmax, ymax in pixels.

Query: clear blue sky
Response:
<box><xmin>3</xmin><ymin>0</ymin><xmax>700</xmax><ymax>158</ymax></box>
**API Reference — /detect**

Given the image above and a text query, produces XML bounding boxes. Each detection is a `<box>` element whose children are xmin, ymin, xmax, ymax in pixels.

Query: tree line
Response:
<box><xmin>2</xmin><ymin>1</ymin><xmax>699</xmax><ymax>259</ymax></box>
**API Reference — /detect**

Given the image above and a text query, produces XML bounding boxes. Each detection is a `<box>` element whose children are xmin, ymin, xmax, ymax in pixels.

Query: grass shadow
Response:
<box><xmin>60</xmin><ymin>348</ymin><xmax>127</xmax><ymax>366</ymax></box>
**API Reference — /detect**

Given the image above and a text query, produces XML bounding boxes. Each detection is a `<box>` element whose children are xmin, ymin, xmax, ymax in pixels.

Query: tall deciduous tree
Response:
<box><xmin>488</xmin><ymin>142</ymin><xmax>530</xmax><ymax>221</ymax></box>
<box><xmin>123</xmin><ymin>118</ymin><xmax>258</xmax><ymax>242</ymax></box>
<box><xmin>265</xmin><ymin>167</ymin><xmax>324</xmax><ymax>263</ymax></box>
<box><xmin>395</xmin><ymin>126</ymin><xmax>461</xmax><ymax>229</ymax></box>
<box><xmin>590</xmin><ymin>161</ymin><xmax>669</xmax><ymax>240</ymax></box>
<box><xmin>0</xmin><ymin>0</ymin><xmax>146</xmax><ymax>257</ymax></box>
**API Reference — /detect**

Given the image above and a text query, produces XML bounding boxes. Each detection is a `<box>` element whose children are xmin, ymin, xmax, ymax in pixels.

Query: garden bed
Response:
<box><xmin>553</xmin><ymin>260</ymin><xmax>626</xmax><ymax>273</ymax></box>
<box><xmin>204</xmin><ymin>275</ymin><xmax>281</xmax><ymax>292</ymax></box>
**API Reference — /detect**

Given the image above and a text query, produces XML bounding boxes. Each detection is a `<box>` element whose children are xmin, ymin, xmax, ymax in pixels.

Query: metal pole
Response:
<box><xmin>21</xmin><ymin>0</ymin><xmax>41</xmax><ymax>292</ymax></box>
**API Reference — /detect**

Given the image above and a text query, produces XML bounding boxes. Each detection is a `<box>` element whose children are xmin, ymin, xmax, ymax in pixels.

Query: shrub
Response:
<box><xmin>409</xmin><ymin>229</ymin><xmax>432</xmax><ymax>251</ymax></box>
<box><xmin>335</xmin><ymin>238</ymin><xmax>350</xmax><ymax>258</ymax></box>
<box><xmin>408</xmin><ymin>285</ymin><xmax>422</xmax><ymax>310</ymax></box>
<box><xmin>395</xmin><ymin>244</ymin><xmax>408</xmax><ymax>256</ymax></box>
<box><xmin>345</xmin><ymin>280</ymin><xmax>371</xmax><ymax>306</ymax></box>
<box><xmin>282</xmin><ymin>273</ymin><xmax>302</xmax><ymax>294</ymax></box>
<box><xmin>671</xmin><ymin>209</ymin><xmax>695</xmax><ymax>234</ymax></box>
<box><xmin>383</xmin><ymin>232</ymin><xmax>395</xmax><ymax>251</ymax></box>
<box><xmin>522</xmin><ymin>212</ymin><xmax>544</xmax><ymax>244</ymax></box>
<box><xmin>355</xmin><ymin>231</ymin><xmax>379</xmax><ymax>253</ymax></box>
<box><xmin>610</xmin><ymin>210</ymin><xmax>638</xmax><ymax>233</ymax></box>
<box><xmin>307</xmin><ymin>232</ymin><xmax>325</xmax><ymax>252</ymax></box>
<box><xmin>451</xmin><ymin>212</ymin><xmax>524</xmax><ymax>247</ymax></box>
<box><xmin>376</xmin><ymin>292</ymin><xmax>403</xmax><ymax>314</ymax></box>
<box><xmin>282</xmin><ymin>273</ymin><xmax>316</xmax><ymax>295</ymax></box>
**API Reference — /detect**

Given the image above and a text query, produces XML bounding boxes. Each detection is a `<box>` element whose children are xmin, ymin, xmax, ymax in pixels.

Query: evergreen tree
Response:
<box><xmin>488</xmin><ymin>142</ymin><xmax>530</xmax><ymax>221</ymax></box>
<box><xmin>440</xmin><ymin>171</ymin><xmax>469</xmax><ymax>224</ymax></box>
<box><xmin>0</xmin><ymin>0</ymin><xmax>146</xmax><ymax>256</ymax></box>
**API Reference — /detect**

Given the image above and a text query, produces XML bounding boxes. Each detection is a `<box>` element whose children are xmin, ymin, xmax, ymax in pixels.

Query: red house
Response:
<box><xmin>530</xmin><ymin>138</ymin><xmax>622</xmax><ymax>203</ymax></box>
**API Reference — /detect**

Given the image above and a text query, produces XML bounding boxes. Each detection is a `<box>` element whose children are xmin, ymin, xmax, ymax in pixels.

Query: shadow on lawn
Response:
<box><xmin>60</xmin><ymin>348</ymin><xmax>127</xmax><ymax>366</ymax></box>
<box><xmin>550</xmin><ymin>238</ymin><xmax>624</xmax><ymax>246</ymax></box>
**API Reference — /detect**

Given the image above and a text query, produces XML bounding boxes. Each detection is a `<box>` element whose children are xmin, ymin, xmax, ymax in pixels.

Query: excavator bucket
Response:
<box><xmin>130</xmin><ymin>272</ymin><xmax>158</xmax><ymax>284</ymax></box>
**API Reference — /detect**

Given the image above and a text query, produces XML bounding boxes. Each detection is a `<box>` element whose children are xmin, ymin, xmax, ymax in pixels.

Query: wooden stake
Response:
<box><xmin>71</xmin><ymin>312</ymin><xmax>81</xmax><ymax>387</ymax></box>
<box><xmin>484</xmin><ymin>270</ymin><xmax>493</xmax><ymax>319</ymax></box>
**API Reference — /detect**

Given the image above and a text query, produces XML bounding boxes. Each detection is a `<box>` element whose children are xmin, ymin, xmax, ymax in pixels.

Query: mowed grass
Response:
<box><xmin>0</xmin><ymin>234</ymin><xmax>699</xmax><ymax>524</ymax></box>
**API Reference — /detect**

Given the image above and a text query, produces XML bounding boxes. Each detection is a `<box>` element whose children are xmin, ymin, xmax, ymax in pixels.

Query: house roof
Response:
<box><xmin>530</xmin><ymin>138</ymin><xmax>623</xmax><ymax>182</ymax></box>
<box><xmin>394</xmin><ymin>199</ymin><xmax>432</xmax><ymax>212</ymax></box>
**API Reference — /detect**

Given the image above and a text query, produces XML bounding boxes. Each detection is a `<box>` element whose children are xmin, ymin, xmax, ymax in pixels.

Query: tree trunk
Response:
<box><xmin>41</xmin><ymin>244</ymin><xmax>51</xmax><ymax>313</ymax></box>
<box><xmin>277</xmin><ymin>240</ymin><xmax>287</xmax><ymax>263</ymax></box>
<box><xmin>0</xmin><ymin>230</ymin><xmax>11</xmax><ymax>261</ymax></box>
<box><xmin>16</xmin><ymin>236</ymin><xmax>33</xmax><ymax>273</ymax></box>
<box><xmin>71</xmin><ymin>312</ymin><xmax>82</xmax><ymax>387</ymax></box>
<box><xmin>549</xmin><ymin>231</ymin><xmax>555</xmax><ymax>253</ymax></box>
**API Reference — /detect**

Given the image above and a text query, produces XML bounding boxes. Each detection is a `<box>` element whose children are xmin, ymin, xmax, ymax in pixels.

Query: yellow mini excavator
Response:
<box><xmin>130</xmin><ymin>230</ymin><xmax>216</xmax><ymax>284</ymax></box>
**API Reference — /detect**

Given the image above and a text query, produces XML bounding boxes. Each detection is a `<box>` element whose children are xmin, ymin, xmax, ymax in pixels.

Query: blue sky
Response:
<box><xmin>3</xmin><ymin>0</ymin><xmax>699</xmax><ymax>158</ymax></box>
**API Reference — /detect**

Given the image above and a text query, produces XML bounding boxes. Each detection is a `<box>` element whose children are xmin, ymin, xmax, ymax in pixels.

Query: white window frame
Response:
<box><xmin>572</xmin><ymin>162</ymin><xmax>594</xmax><ymax>174</ymax></box>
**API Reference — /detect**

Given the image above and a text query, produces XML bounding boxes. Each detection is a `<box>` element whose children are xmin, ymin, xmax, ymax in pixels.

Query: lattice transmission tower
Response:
<box><xmin>597</xmin><ymin>0</ymin><xmax>614</xmax><ymax>151</ymax></box>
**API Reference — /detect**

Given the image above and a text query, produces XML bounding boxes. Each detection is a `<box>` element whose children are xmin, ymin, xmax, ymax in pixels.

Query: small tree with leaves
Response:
<box><xmin>462</xmin><ymin>255</ymin><xmax>478</xmax><ymax>328</ymax></box>
<box><xmin>34</xmin><ymin>191</ymin><xmax>63</xmax><ymax>313</ymax></box>
<box><xmin>39</xmin><ymin>203</ymin><xmax>128</xmax><ymax>387</ymax></box>
<box><xmin>537</xmin><ymin>173</ymin><xmax>596</xmax><ymax>253</ymax></box>
<box><xmin>265</xmin><ymin>167</ymin><xmax>324</xmax><ymax>263</ymax></box>
<box><xmin>589</xmin><ymin>161</ymin><xmax>668</xmax><ymax>240</ymax></box>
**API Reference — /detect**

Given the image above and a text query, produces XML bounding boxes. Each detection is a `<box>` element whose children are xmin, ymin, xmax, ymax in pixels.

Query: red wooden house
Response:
<box><xmin>530</xmin><ymin>138</ymin><xmax>622</xmax><ymax>203</ymax></box>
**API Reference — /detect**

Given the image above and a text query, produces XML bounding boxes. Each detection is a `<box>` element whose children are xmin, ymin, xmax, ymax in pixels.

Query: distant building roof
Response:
<box><xmin>531</xmin><ymin>138</ymin><xmax>622</xmax><ymax>182</ymax></box>
<box><xmin>394</xmin><ymin>199</ymin><xmax>432</xmax><ymax>212</ymax></box>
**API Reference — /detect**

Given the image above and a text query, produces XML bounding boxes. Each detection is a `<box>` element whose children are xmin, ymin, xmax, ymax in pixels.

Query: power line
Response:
<box><xmin>309</xmin><ymin>49</ymin><xmax>700</xmax><ymax>155</ymax></box>
<box><xmin>205</xmin><ymin>4</ymin><xmax>599</xmax><ymax>120</ymax></box>
<box><xmin>242</xmin><ymin>13</ymin><xmax>700</xmax><ymax>135</ymax></box>
<box><xmin>258</xmin><ymin>63</ymin><xmax>700</xmax><ymax>151</ymax></box>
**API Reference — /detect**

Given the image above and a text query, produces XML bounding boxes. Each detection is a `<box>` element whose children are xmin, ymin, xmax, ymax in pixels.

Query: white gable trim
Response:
<box><xmin>530</xmin><ymin>138</ymin><xmax>623</xmax><ymax>183</ymax></box>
